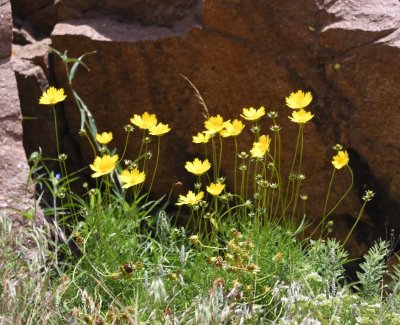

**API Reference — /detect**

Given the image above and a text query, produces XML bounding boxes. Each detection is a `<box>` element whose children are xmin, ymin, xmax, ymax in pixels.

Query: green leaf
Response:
<box><xmin>68</xmin><ymin>51</ymin><xmax>96</xmax><ymax>83</ymax></box>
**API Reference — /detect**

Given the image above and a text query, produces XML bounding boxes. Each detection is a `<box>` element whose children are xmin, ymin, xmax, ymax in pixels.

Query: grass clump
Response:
<box><xmin>2</xmin><ymin>49</ymin><xmax>400</xmax><ymax>324</ymax></box>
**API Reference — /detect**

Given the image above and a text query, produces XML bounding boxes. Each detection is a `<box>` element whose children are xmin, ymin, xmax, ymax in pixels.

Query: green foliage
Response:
<box><xmin>356</xmin><ymin>239</ymin><xmax>389</xmax><ymax>300</ymax></box>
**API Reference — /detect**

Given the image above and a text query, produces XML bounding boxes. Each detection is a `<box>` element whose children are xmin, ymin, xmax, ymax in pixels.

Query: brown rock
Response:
<box><xmin>10</xmin><ymin>0</ymin><xmax>400</xmax><ymax>257</ymax></box>
<box><xmin>49</xmin><ymin>4</ymin><xmax>356</xmax><ymax>220</ymax></box>
<box><xmin>0</xmin><ymin>0</ymin><xmax>13</xmax><ymax>58</ymax></box>
<box><xmin>0</xmin><ymin>0</ymin><xmax>36</xmax><ymax>224</ymax></box>
<box><xmin>11</xmin><ymin>0</ymin><xmax>202</xmax><ymax>36</ymax></box>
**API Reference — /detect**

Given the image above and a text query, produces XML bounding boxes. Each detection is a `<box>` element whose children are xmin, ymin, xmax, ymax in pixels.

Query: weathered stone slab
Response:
<box><xmin>0</xmin><ymin>0</ymin><xmax>33</xmax><ymax>221</ymax></box>
<box><xmin>9</xmin><ymin>0</ymin><xmax>400</xmax><ymax>254</ymax></box>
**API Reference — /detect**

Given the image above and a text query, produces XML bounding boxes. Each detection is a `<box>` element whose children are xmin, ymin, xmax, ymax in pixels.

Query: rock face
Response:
<box><xmin>9</xmin><ymin>0</ymin><xmax>400</xmax><ymax>254</ymax></box>
<box><xmin>0</xmin><ymin>0</ymin><xmax>35</xmax><ymax>223</ymax></box>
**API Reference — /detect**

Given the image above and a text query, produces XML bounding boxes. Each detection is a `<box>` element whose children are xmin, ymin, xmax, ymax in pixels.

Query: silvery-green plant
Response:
<box><xmin>356</xmin><ymin>239</ymin><xmax>389</xmax><ymax>300</ymax></box>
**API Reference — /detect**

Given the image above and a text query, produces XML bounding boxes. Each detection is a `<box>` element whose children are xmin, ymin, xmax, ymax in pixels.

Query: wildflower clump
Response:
<box><xmin>26</xmin><ymin>52</ymin><xmax>390</xmax><ymax>324</ymax></box>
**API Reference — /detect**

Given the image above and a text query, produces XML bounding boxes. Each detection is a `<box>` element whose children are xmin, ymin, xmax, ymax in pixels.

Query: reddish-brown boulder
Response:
<box><xmin>9</xmin><ymin>0</ymin><xmax>400</xmax><ymax>255</ymax></box>
<box><xmin>0</xmin><ymin>0</ymin><xmax>35</xmax><ymax>224</ymax></box>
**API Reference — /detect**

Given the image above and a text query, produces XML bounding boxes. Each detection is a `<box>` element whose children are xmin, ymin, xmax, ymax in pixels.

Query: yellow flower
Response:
<box><xmin>204</xmin><ymin>115</ymin><xmax>229</xmax><ymax>135</ymax></box>
<box><xmin>39</xmin><ymin>87</ymin><xmax>67</xmax><ymax>105</ymax></box>
<box><xmin>240</xmin><ymin>106</ymin><xmax>265</xmax><ymax>121</ymax></box>
<box><xmin>149</xmin><ymin>123</ymin><xmax>171</xmax><ymax>136</ymax></box>
<box><xmin>240</xmin><ymin>107</ymin><xmax>265</xmax><ymax>121</ymax></box>
<box><xmin>206</xmin><ymin>182</ymin><xmax>225</xmax><ymax>196</ymax></box>
<box><xmin>96</xmin><ymin>131</ymin><xmax>113</xmax><ymax>144</ymax></box>
<box><xmin>192</xmin><ymin>132</ymin><xmax>211</xmax><ymax>144</ymax></box>
<box><xmin>185</xmin><ymin>158</ymin><xmax>211</xmax><ymax>176</ymax></box>
<box><xmin>285</xmin><ymin>90</ymin><xmax>312</xmax><ymax>109</ymax></box>
<box><xmin>332</xmin><ymin>150</ymin><xmax>349</xmax><ymax>169</ymax></box>
<box><xmin>288</xmin><ymin>109</ymin><xmax>314</xmax><ymax>124</ymax></box>
<box><xmin>176</xmin><ymin>191</ymin><xmax>204</xmax><ymax>206</ymax></box>
<box><xmin>89</xmin><ymin>154</ymin><xmax>118</xmax><ymax>178</ymax></box>
<box><xmin>220</xmin><ymin>119</ymin><xmax>245</xmax><ymax>137</ymax></box>
<box><xmin>119</xmin><ymin>168</ymin><xmax>146</xmax><ymax>188</ymax></box>
<box><xmin>130</xmin><ymin>112</ymin><xmax>158</xmax><ymax>130</ymax></box>
<box><xmin>250</xmin><ymin>135</ymin><xmax>271</xmax><ymax>158</ymax></box>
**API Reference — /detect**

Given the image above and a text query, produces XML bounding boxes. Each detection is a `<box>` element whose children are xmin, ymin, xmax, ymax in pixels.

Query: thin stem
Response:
<box><xmin>245</xmin><ymin>156</ymin><xmax>252</xmax><ymax>200</ymax></box>
<box><xmin>311</xmin><ymin>166</ymin><xmax>354</xmax><ymax>238</ymax></box>
<box><xmin>291</xmin><ymin>125</ymin><xmax>304</xmax><ymax>220</ymax></box>
<box><xmin>234</xmin><ymin>138</ymin><xmax>238</xmax><ymax>196</ymax></box>
<box><xmin>148</xmin><ymin>137</ymin><xmax>161</xmax><ymax>198</ymax></box>
<box><xmin>52</xmin><ymin>179</ymin><xmax>58</xmax><ymax>266</ymax></box>
<box><xmin>211</xmin><ymin>135</ymin><xmax>218</xmax><ymax>180</ymax></box>
<box><xmin>138</xmin><ymin>130</ymin><xmax>146</xmax><ymax>167</ymax></box>
<box><xmin>283</xmin><ymin>124</ymin><xmax>302</xmax><ymax>211</ymax></box>
<box><xmin>203</xmin><ymin>142</ymin><xmax>208</xmax><ymax>160</ymax></box>
<box><xmin>105</xmin><ymin>174</ymin><xmax>111</xmax><ymax>205</ymax></box>
<box><xmin>240</xmin><ymin>166</ymin><xmax>247</xmax><ymax>221</ymax></box>
<box><xmin>273</xmin><ymin>120</ymin><xmax>283</xmax><ymax>212</ymax></box>
<box><xmin>61</xmin><ymin>160</ymin><xmax>76</xmax><ymax>220</ymax></box>
<box><xmin>342</xmin><ymin>201</ymin><xmax>367</xmax><ymax>246</ymax></box>
<box><xmin>322</xmin><ymin>168</ymin><xmax>336</xmax><ymax>228</ymax></box>
<box><xmin>52</xmin><ymin>106</ymin><xmax>60</xmax><ymax>160</ymax></box>
<box><xmin>83</xmin><ymin>131</ymin><xmax>97</xmax><ymax>158</ymax></box>
<box><xmin>325</xmin><ymin>166</ymin><xmax>354</xmax><ymax>219</ymax></box>
<box><xmin>218</xmin><ymin>135</ymin><xmax>223</xmax><ymax>178</ymax></box>
<box><xmin>119</xmin><ymin>130</ymin><xmax>132</xmax><ymax>162</ymax></box>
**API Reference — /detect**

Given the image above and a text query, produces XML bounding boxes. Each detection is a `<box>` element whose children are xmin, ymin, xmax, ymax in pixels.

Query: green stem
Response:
<box><xmin>81</xmin><ymin>130</ymin><xmax>97</xmax><ymax>158</ymax></box>
<box><xmin>211</xmin><ymin>135</ymin><xmax>218</xmax><ymax>180</ymax></box>
<box><xmin>342</xmin><ymin>201</ymin><xmax>367</xmax><ymax>246</ymax></box>
<box><xmin>148</xmin><ymin>137</ymin><xmax>161</xmax><ymax>198</ymax></box>
<box><xmin>283</xmin><ymin>124</ymin><xmax>302</xmax><ymax>212</ymax></box>
<box><xmin>273</xmin><ymin>121</ymin><xmax>284</xmax><ymax>215</ymax></box>
<box><xmin>52</xmin><ymin>106</ymin><xmax>61</xmax><ymax>161</ymax></box>
<box><xmin>240</xmin><ymin>167</ymin><xmax>246</xmax><ymax>221</ymax></box>
<box><xmin>325</xmin><ymin>166</ymin><xmax>354</xmax><ymax>219</ymax></box>
<box><xmin>138</xmin><ymin>130</ymin><xmax>146</xmax><ymax>166</ymax></box>
<box><xmin>105</xmin><ymin>174</ymin><xmax>111</xmax><ymax>205</ymax></box>
<box><xmin>61</xmin><ymin>160</ymin><xmax>76</xmax><ymax>221</ymax></box>
<box><xmin>245</xmin><ymin>155</ymin><xmax>252</xmax><ymax>200</ymax></box>
<box><xmin>312</xmin><ymin>166</ymin><xmax>354</xmax><ymax>238</ymax></box>
<box><xmin>119</xmin><ymin>130</ymin><xmax>132</xmax><ymax>162</ymax></box>
<box><xmin>291</xmin><ymin>125</ymin><xmax>304</xmax><ymax>221</ymax></box>
<box><xmin>234</xmin><ymin>138</ymin><xmax>238</xmax><ymax>196</ymax></box>
<box><xmin>322</xmin><ymin>168</ymin><xmax>336</xmax><ymax>228</ymax></box>
<box><xmin>218</xmin><ymin>135</ymin><xmax>223</xmax><ymax>178</ymax></box>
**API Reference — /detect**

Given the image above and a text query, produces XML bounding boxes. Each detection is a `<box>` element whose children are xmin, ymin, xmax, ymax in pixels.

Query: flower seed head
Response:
<box><xmin>267</xmin><ymin>111</ymin><xmax>278</xmax><ymax>118</ymax></box>
<box><xmin>188</xmin><ymin>235</ymin><xmax>200</xmax><ymax>244</ymax></box>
